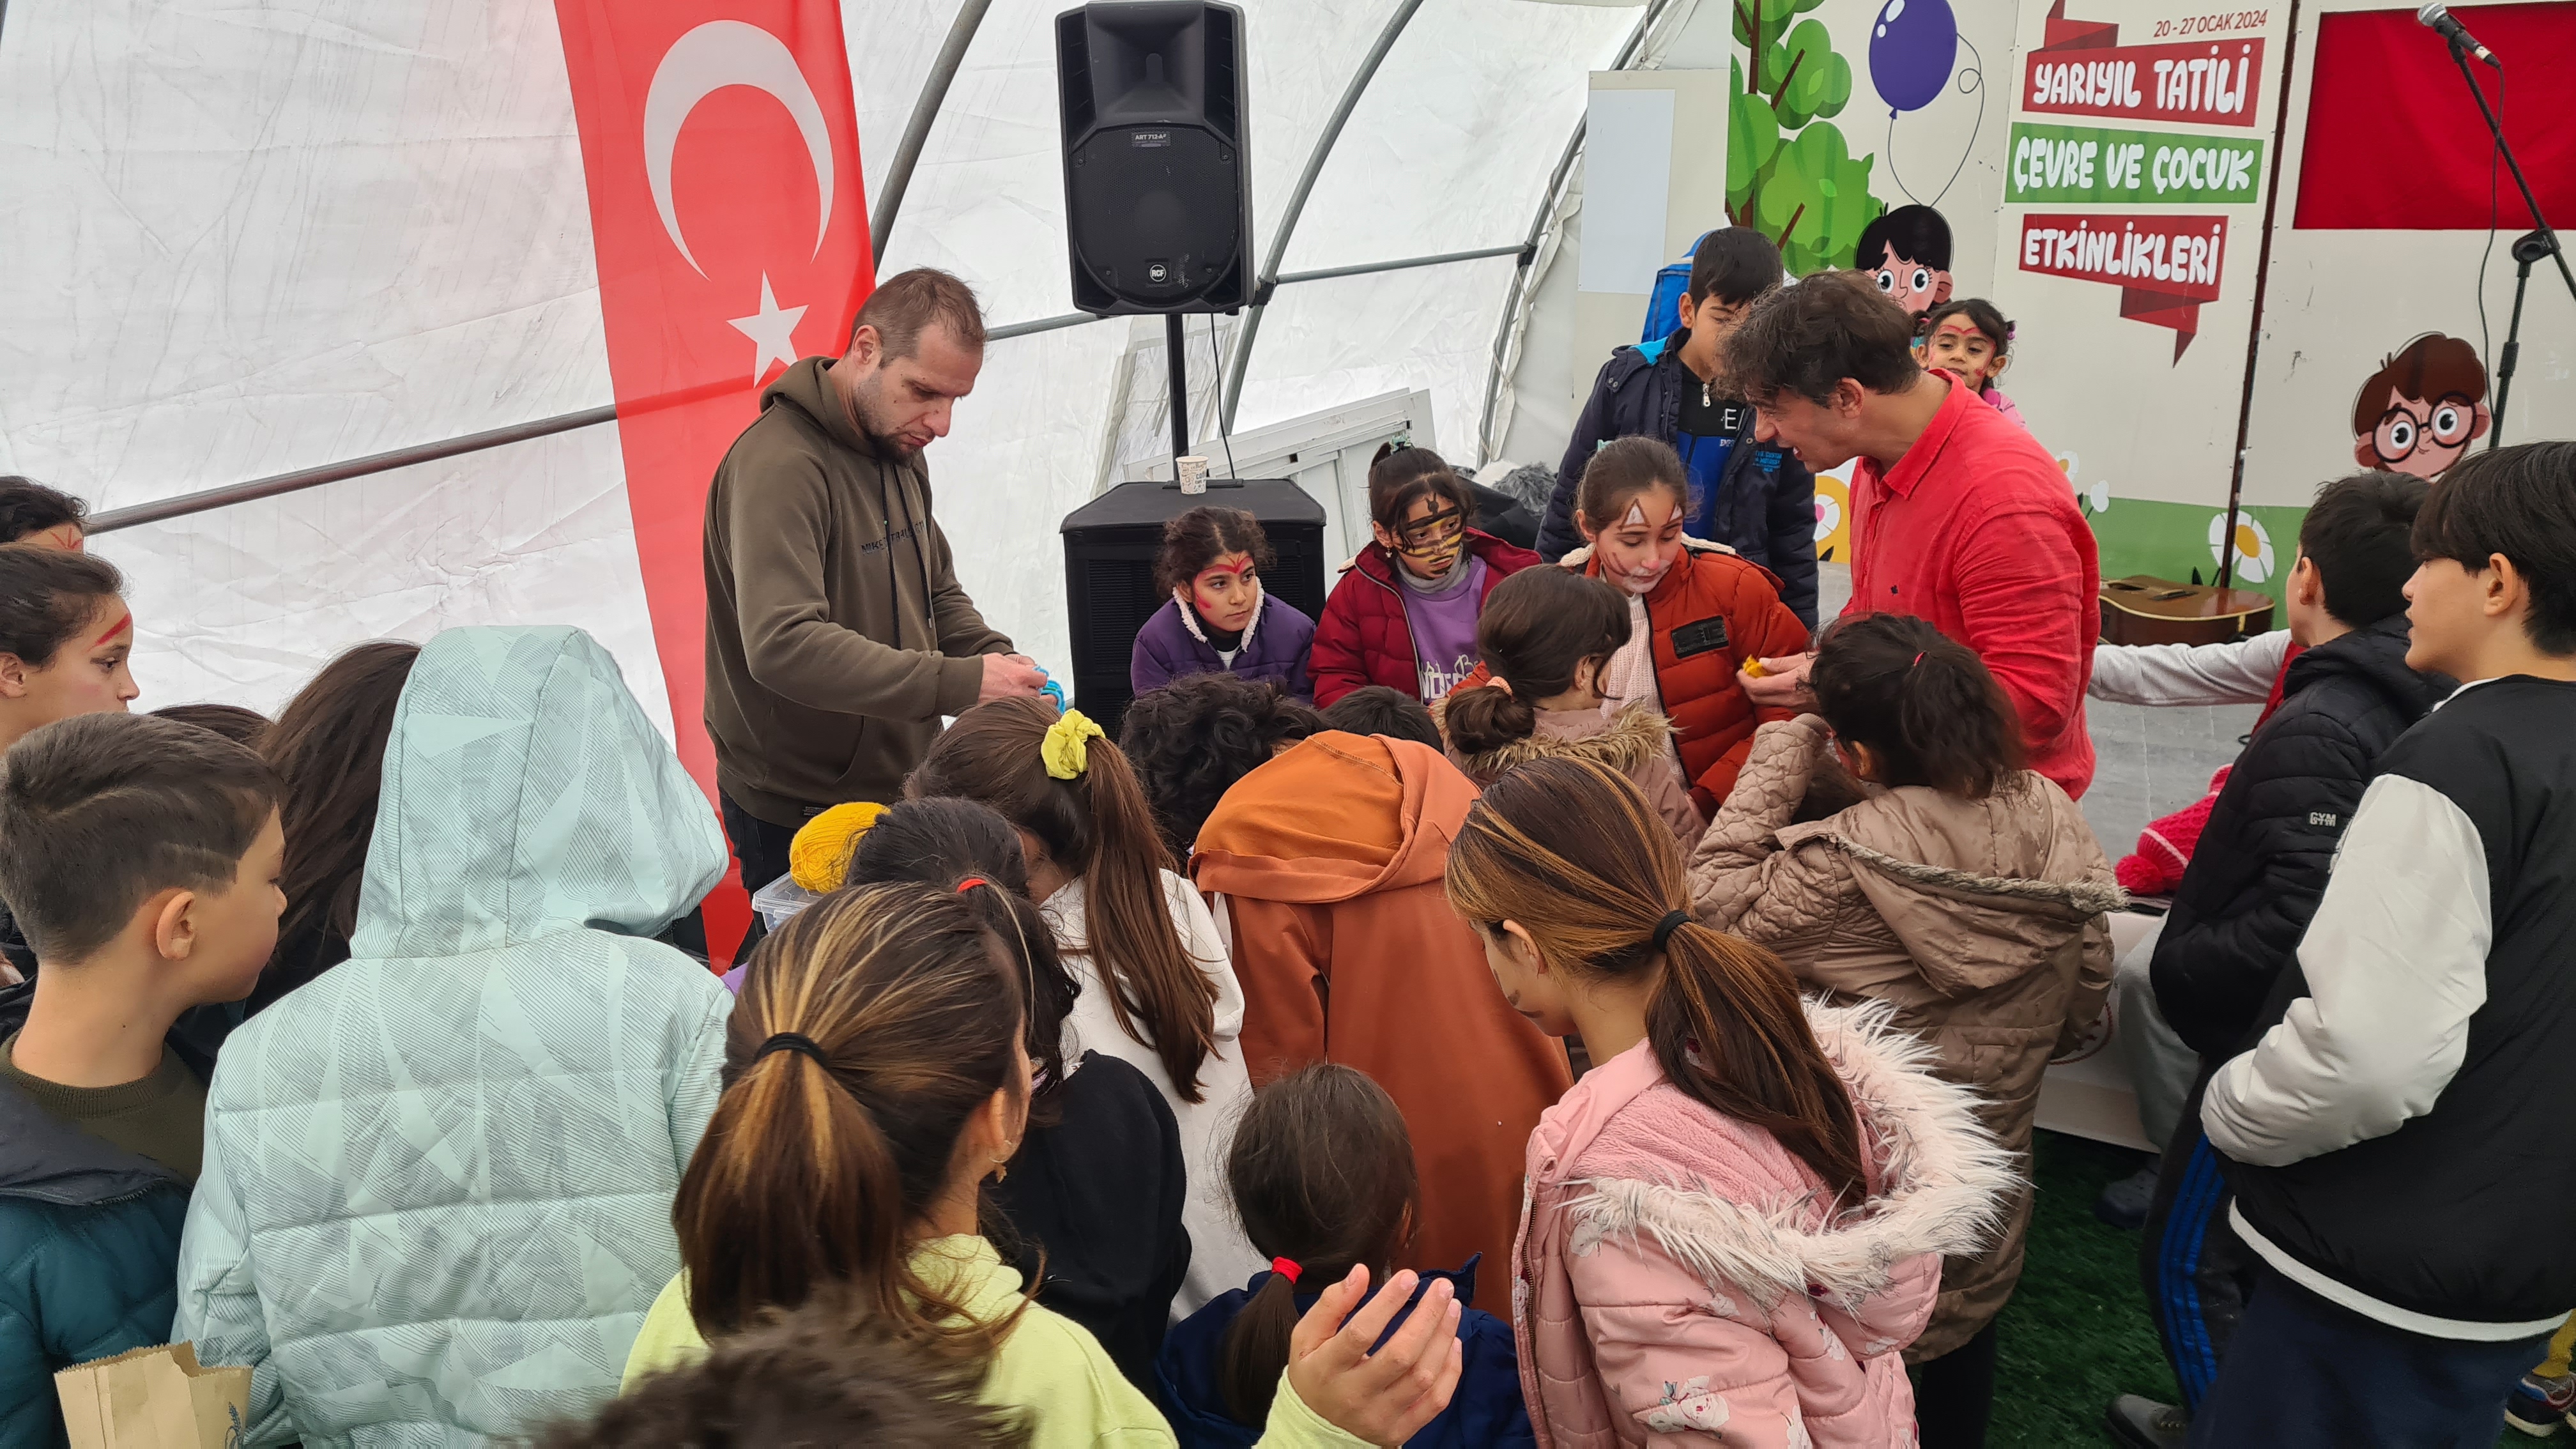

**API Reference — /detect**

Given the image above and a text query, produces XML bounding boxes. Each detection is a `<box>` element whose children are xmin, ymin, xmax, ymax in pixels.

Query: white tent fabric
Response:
<box><xmin>0</xmin><ymin>0</ymin><xmax>1659</xmax><ymax>726</ymax></box>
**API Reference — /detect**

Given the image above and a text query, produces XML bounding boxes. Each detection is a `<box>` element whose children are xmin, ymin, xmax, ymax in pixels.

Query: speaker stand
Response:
<box><xmin>1165</xmin><ymin>313</ymin><xmax>1192</xmax><ymax>466</ymax></box>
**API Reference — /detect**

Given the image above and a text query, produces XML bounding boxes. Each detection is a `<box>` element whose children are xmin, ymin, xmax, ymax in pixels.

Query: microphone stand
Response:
<box><xmin>2442</xmin><ymin>34</ymin><xmax>2575</xmax><ymax>448</ymax></box>
<box><xmin>2492</xmin><ymin>230</ymin><xmax>2552</xmax><ymax>447</ymax></box>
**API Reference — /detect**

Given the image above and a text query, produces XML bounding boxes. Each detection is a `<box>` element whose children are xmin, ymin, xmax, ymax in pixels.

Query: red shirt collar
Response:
<box><xmin>1875</xmin><ymin>370</ymin><xmax>1970</xmax><ymax>500</ymax></box>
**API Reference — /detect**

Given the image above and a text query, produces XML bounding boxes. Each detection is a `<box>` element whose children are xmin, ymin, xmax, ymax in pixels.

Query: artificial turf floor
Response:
<box><xmin>1981</xmin><ymin>1131</ymin><xmax>2531</xmax><ymax>1448</ymax></box>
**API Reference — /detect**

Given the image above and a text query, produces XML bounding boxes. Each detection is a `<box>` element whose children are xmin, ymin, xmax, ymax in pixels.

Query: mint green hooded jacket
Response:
<box><xmin>173</xmin><ymin>627</ymin><xmax>734</xmax><ymax>1446</ymax></box>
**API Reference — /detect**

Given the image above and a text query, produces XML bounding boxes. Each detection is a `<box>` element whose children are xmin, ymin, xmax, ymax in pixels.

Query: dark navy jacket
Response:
<box><xmin>2150</xmin><ymin>615</ymin><xmax>2450</xmax><ymax>1061</ymax></box>
<box><xmin>1538</xmin><ymin>329</ymin><xmax>1820</xmax><ymax>627</ymax></box>
<box><xmin>1155</xmin><ymin>1257</ymin><xmax>1533</xmax><ymax>1449</ymax></box>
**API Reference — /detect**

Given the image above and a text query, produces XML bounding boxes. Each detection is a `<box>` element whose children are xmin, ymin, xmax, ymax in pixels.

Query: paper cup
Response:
<box><xmin>1177</xmin><ymin>455</ymin><xmax>1209</xmax><ymax>494</ymax></box>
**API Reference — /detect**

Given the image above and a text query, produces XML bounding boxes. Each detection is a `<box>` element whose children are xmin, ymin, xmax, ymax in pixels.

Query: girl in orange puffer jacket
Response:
<box><xmin>1455</xmin><ymin>436</ymin><xmax>1810</xmax><ymax>813</ymax></box>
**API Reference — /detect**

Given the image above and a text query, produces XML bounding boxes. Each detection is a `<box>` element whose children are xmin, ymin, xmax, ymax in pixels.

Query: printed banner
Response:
<box><xmin>2021</xmin><ymin>214</ymin><xmax>2228</xmax><ymax>296</ymax></box>
<box><xmin>2021</xmin><ymin>213</ymin><xmax>2228</xmax><ymax>351</ymax></box>
<box><xmin>553</xmin><ymin>0</ymin><xmax>876</xmax><ymax>960</ymax></box>
<box><xmin>2008</xmin><ymin>121</ymin><xmax>2264</xmax><ymax>204</ymax></box>
<box><xmin>2021</xmin><ymin>37</ymin><xmax>2267</xmax><ymax>126</ymax></box>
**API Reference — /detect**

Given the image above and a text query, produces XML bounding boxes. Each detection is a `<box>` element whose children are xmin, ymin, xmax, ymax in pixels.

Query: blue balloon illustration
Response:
<box><xmin>1869</xmin><ymin>0</ymin><xmax>1959</xmax><ymax>114</ymax></box>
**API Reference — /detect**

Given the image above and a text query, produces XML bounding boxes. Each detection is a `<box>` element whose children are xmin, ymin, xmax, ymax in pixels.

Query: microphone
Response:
<box><xmin>2418</xmin><ymin>2</ymin><xmax>2501</xmax><ymax>68</ymax></box>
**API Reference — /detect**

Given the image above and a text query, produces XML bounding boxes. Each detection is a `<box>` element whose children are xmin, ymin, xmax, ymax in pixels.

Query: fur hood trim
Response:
<box><xmin>1172</xmin><ymin>578</ymin><xmax>1266</xmax><ymax>651</ymax></box>
<box><xmin>1563</xmin><ymin>999</ymin><xmax>2018</xmax><ymax>1317</ymax></box>
<box><xmin>1432</xmin><ymin>696</ymin><xmax>1678</xmax><ymax>778</ymax></box>
<box><xmin>1823</xmin><ymin>834</ymin><xmax>2129</xmax><ymax>919</ymax></box>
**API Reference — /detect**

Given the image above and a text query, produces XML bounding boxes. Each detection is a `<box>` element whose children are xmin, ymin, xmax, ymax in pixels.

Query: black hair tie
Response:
<box><xmin>1650</xmin><ymin>910</ymin><xmax>1692</xmax><ymax>953</ymax></box>
<box><xmin>753</xmin><ymin>1032</ymin><xmax>829</xmax><ymax>1069</ymax></box>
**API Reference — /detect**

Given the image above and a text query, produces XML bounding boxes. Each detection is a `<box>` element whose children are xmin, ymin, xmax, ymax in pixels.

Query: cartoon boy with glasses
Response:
<box><xmin>2350</xmin><ymin>333</ymin><xmax>2491</xmax><ymax>480</ymax></box>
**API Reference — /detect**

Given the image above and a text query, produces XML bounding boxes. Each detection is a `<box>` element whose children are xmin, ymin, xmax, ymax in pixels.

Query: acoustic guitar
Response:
<box><xmin>2098</xmin><ymin>575</ymin><xmax>2276</xmax><ymax>648</ymax></box>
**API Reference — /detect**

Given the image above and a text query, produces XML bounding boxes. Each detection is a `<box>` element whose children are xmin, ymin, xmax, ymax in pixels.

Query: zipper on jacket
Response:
<box><xmin>1358</xmin><ymin>555</ymin><xmax>1424</xmax><ymax>691</ymax></box>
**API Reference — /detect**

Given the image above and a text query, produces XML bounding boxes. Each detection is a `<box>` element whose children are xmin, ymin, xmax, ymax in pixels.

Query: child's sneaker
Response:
<box><xmin>2506</xmin><ymin>1370</ymin><xmax>2576</xmax><ymax>1438</ymax></box>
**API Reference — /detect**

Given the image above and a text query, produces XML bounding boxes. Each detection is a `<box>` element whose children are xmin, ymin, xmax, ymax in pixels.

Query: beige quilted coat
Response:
<box><xmin>1687</xmin><ymin>716</ymin><xmax>2122</xmax><ymax>1360</ymax></box>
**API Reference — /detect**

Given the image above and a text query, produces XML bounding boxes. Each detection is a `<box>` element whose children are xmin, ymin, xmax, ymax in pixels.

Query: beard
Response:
<box><xmin>839</xmin><ymin>368</ymin><xmax>918</xmax><ymax>457</ymax></box>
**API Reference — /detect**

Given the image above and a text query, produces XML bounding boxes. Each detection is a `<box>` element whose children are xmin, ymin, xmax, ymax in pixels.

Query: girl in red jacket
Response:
<box><xmin>1308</xmin><ymin>447</ymin><xmax>1538</xmax><ymax>707</ymax></box>
<box><xmin>1460</xmin><ymin>436</ymin><xmax>1810</xmax><ymax>811</ymax></box>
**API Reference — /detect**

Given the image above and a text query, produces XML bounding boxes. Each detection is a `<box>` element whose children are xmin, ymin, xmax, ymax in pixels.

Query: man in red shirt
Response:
<box><xmin>1721</xmin><ymin>272</ymin><xmax>2100</xmax><ymax>797</ymax></box>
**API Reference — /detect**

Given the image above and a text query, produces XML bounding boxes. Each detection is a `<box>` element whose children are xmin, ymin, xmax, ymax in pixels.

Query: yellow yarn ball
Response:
<box><xmin>788</xmin><ymin>801</ymin><xmax>888</xmax><ymax>893</ymax></box>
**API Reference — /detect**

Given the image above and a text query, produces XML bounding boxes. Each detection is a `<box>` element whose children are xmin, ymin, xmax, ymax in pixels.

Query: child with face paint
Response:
<box><xmin>1917</xmin><ymin>299</ymin><xmax>2027</xmax><ymax>433</ymax></box>
<box><xmin>0</xmin><ymin>544</ymin><xmax>139</xmax><ymax>757</ymax></box>
<box><xmin>1307</xmin><ymin>447</ymin><xmax>1539</xmax><ymax>709</ymax></box>
<box><xmin>0</xmin><ymin>543</ymin><xmax>144</xmax><ymax>985</ymax></box>
<box><xmin>1131</xmin><ymin>507</ymin><xmax>1318</xmax><ymax>702</ymax></box>
<box><xmin>1459</xmin><ymin>437</ymin><xmax>1808</xmax><ymax>813</ymax></box>
<box><xmin>1433</xmin><ymin>566</ymin><xmax>1704</xmax><ymax>848</ymax></box>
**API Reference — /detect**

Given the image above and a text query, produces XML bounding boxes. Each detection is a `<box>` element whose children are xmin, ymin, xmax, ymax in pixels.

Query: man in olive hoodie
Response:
<box><xmin>704</xmin><ymin>268</ymin><xmax>1046</xmax><ymax>890</ymax></box>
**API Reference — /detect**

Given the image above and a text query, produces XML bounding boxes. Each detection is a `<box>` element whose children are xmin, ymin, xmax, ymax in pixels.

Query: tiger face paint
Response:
<box><xmin>1586</xmin><ymin>487</ymin><xmax>1686</xmax><ymax>596</ymax></box>
<box><xmin>1385</xmin><ymin>500</ymin><xmax>1466</xmax><ymax>581</ymax></box>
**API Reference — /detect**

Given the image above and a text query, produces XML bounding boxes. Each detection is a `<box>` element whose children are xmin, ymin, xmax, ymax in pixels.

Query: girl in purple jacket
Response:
<box><xmin>1130</xmin><ymin>507</ymin><xmax>1317</xmax><ymax>702</ymax></box>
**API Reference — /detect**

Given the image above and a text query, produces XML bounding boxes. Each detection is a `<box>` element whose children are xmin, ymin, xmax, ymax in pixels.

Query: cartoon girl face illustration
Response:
<box><xmin>2364</xmin><ymin>392</ymin><xmax>2483</xmax><ymax>479</ymax></box>
<box><xmin>1869</xmin><ymin>243</ymin><xmax>1947</xmax><ymax>316</ymax></box>
<box><xmin>2350</xmin><ymin>334</ymin><xmax>2491</xmax><ymax>480</ymax></box>
<box><xmin>1850</xmin><ymin>205</ymin><xmax>1954</xmax><ymax>320</ymax></box>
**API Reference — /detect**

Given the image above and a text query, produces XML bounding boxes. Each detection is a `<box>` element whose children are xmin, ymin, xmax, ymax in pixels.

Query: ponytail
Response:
<box><xmin>678</xmin><ymin>1023</ymin><xmax>911</xmax><ymax>1338</ymax></box>
<box><xmin>1218</xmin><ymin>1270</ymin><xmax>1305</xmax><ymax>1425</ymax></box>
<box><xmin>1446</xmin><ymin>757</ymin><xmax>1867</xmax><ymax>1205</ymax></box>
<box><xmin>1809</xmin><ymin>614</ymin><xmax>2022</xmax><ymax>799</ymax></box>
<box><xmin>1443</xmin><ymin>566</ymin><xmax>1630</xmax><ymax>755</ymax></box>
<box><xmin>1071</xmin><ymin>734</ymin><xmax>1222</xmax><ymax>1099</ymax></box>
<box><xmin>1216</xmin><ymin>1063</ymin><xmax>1418</xmax><ymax>1426</ymax></box>
<box><xmin>673</xmin><ymin>884</ymin><xmax>1027</xmax><ymax>1354</ymax></box>
<box><xmin>1439</xmin><ymin>684</ymin><xmax>1538</xmax><ymax>755</ymax></box>
<box><xmin>1650</xmin><ymin>921</ymin><xmax>1867</xmax><ymax>1206</ymax></box>
<box><xmin>912</xmin><ymin>698</ymin><xmax>1220</xmax><ymax>1101</ymax></box>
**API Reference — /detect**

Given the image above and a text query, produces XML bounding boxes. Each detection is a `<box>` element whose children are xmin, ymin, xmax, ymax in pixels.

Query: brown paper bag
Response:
<box><xmin>55</xmin><ymin>1342</ymin><xmax>252</xmax><ymax>1449</ymax></box>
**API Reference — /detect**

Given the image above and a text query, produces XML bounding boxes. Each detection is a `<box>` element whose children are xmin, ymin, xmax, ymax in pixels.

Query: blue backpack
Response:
<box><xmin>1639</xmin><ymin>229</ymin><xmax>1719</xmax><ymax>343</ymax></box>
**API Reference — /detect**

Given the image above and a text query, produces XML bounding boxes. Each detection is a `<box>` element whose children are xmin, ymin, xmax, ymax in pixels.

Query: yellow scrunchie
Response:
<box><xmin>788</xmin><ymin>801</ymin><xmax>888</xmax><ymax>893</ymax></box>
<box><xmin>1041</xmin><ymin>709</ymin><xmax>1107</xmax><ymax>781</ymax></box>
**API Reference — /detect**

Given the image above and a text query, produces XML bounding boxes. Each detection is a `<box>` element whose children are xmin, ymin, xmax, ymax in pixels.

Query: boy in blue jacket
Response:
<box><xmin>0</xmin><ymin>713</ymin><xmax>283</xmax><ymax>1445</ymax></box>
<box><xmin>1537</xmin><ymin>227</ymin><xmax>1820</xmax><ymax>627</ymax></box>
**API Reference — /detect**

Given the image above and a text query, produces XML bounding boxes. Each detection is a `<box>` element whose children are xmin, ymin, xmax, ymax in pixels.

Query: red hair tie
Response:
<box><xmin>1910</xmin><ymin>651</ymin><xmax>1925</xmax><ymax>669</ymax></box>
<box><xmin>956</xmin><ymin>877</ymin><xmax>988</xmax><ymax>893</ymax></box>
<box><xmin>1269</xmin><ymin>1257</ymin><xmax>1302</xmax><ymax>1285</ymax></box>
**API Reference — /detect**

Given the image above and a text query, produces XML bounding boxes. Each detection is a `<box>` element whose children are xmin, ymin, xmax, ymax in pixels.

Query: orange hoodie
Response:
<box><xmin>1190</xmin><ymin>732</ymin><xmax>1573</xmax><ymax>1312</ymax></box>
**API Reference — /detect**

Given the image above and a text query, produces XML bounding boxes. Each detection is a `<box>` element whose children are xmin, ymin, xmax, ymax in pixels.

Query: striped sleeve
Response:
<box><xmin>2201</xmin><ymin>772</ymin><xmax>2494</xmax><ymax>1167</ymax></box>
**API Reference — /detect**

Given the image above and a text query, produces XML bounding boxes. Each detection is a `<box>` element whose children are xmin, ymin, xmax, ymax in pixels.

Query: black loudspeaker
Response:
<box><xmin>1061</xmin><ymin>479</ymin><xmax>1326</xmax><ymax>737</ymax></box>
<box><xmin>1055</xmin><ymin>1</ymin><xmax>1252</xmax><ymax>314</ymax></box>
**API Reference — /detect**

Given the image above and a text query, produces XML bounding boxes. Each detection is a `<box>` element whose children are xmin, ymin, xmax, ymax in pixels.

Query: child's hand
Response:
<box><xmin>1740</xmin><ymin>652</ymin><xmax>1816</xmax><ymax>707</ymax></box>
<box><xmin>1284</xmin><ymin>1266</ymin><xmax>1462</xmax><ymax>1446</ymax></box>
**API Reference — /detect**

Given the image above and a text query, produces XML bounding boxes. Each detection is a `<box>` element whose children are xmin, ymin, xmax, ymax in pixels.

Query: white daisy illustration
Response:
<box><xmin>2058</xmin><ymin>452</ymin><xmax>2110</xmax><ymax>514</ymax></box>
<box><xmin>2208</xmin><ymin>510</ymin><xmax>2276</xmax><ymax>585</ymax></box>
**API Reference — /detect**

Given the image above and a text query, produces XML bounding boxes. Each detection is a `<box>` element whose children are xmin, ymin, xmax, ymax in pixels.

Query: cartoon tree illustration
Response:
<box><xmin>1726</xmin><ymin>0</ymin><xmax>1882</xmax><ymax>275</ymax></box>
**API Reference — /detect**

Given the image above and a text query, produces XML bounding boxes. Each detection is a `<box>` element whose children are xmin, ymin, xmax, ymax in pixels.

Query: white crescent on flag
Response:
<box><xmin>642</xmin><ymin>19</ymin><xmax>836</xmax><ymax>277</ymax></box>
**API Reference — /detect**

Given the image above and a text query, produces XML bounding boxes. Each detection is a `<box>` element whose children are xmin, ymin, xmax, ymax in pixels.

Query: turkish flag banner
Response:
<box><xmin>553</xmin><ymin>0</ymin><xmax>875</xmax><ymax>960</ymax></box>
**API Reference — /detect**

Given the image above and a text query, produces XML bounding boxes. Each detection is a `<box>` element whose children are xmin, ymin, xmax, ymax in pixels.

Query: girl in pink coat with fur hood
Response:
<box><xmin>1446</xmin><ymin>758</ymin><xmax>2012</xmax><ymax>1448</ymax></box>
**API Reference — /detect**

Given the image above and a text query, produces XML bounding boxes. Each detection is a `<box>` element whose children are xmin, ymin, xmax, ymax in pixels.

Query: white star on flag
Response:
<box><xmin>726</xmin><ymin>273</ymin><xmax>808</xmax><ymax>383</ymax></box>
